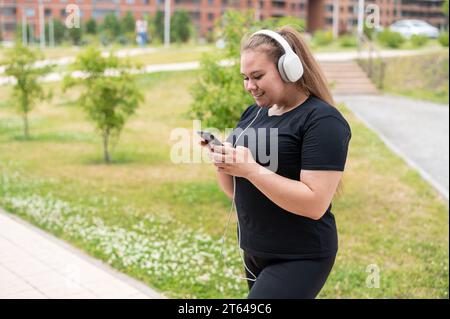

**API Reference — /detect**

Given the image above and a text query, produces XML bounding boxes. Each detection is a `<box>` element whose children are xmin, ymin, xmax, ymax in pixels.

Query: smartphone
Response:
<box><xmin>196</xmin><ymin>130</ymin><xmax>224</xmax><ymax>147</ymax></box>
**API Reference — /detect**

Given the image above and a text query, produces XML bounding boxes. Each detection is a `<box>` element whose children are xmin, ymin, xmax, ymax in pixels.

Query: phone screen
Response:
<box><xmin>197</xmin><ymin>131</ymin><xmax>223</xmax><ymax>146</ymax></box>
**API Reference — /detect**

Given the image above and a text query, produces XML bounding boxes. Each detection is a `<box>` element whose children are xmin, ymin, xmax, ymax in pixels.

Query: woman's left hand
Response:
<box><xmin>209</xmin><ymin>142</ymin><xmax>259</xmax><ymax>179</ymax></box>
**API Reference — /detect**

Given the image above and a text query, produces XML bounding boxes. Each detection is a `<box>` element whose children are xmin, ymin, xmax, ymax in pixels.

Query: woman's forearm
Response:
<box><xmin>246</xmin><ymin>165</ymin><xmax>323</xmax><ymax>220</ymax></box>
<box><xmin>216</xmin><ymin>170</ymin><xmax>234</xmax><ymax>199</ymax></box>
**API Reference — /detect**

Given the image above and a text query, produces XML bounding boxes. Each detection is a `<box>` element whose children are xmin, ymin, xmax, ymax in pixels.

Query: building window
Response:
<box><xmin>176</xmin><ymin>0</ymin><xmax>201</xmax><ymax>3</ymax></box>
<box><xmin>92</xmin><ymin>9</ymin><xmax>115</xmax><ymax>19</ymax></box>
<box><xmin>189</xmin><ymin>11</ymin><xmax>201</xmax><ymax>20</ymax></box>
<box><xmin>272</xmin><ymin>1</ymin><xmax>286</xmax><ymax>9</ymax></box>
<box><xmin>25</xmin><ymin>8</ymin><xmax>35</xmax><ymax>17</ymax></box>
<box><xmin>348</xmin><ymin>18</ymin><xmax>358</xmax><ymax>26</ymax></box>
<box><xmin>5</xmin><ymin>22</ymin><xmax>16</xmax><ymax>31</ymax></box>
<box><xmin>1</xmin><ymin>7</ymin><xmax>16</xmax><ymax>16</ymax></box>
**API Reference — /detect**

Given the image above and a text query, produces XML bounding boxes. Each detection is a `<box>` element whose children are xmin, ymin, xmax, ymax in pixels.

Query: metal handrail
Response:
<box><xmin>357</xmin><ymin>33</ymin><xmax>386</xmax><ymax>90</ymax></box>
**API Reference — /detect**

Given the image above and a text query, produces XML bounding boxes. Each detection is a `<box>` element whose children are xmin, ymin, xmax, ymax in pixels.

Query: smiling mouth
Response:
<box><xmin>253</xmin><ymin>93</ymin><xmax>264</xmax><ymax>98</ymax></box>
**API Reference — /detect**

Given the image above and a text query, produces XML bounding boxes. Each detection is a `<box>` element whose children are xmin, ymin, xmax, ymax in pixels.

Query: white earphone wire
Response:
<box><xmin>219</xmin><ymin>107</ymin><xmax>262</xmax><ymax>282</ymax></box>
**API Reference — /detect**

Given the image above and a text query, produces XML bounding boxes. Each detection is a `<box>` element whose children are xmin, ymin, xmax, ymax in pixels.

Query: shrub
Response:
<box><xmin>339</xmin><ymin>34</ymin><xmax>358</xmax><ymax>48</ymax></box>
<box><xmin>86</xmin><ymin>18</ymin><xmax>97</xmax><ymax>35</ymax></box>
<box><xmin>312</xmin><ymin>30</ymin><xmax>334</xmax><ymax>47</ymax></box>
<box><xmin>410</xmin><ymin>34</ymin><xmax>429</xmax><ymax>48</ymax></box>
<box><xmin>438</xmin><ymin>31</ymin><xmax>449</xmax><ymax>47</ymax></box>
<box><xmin>377</xmin><ymin>29</ymin><xmax>405</xmax><ymax>48</ymax></box>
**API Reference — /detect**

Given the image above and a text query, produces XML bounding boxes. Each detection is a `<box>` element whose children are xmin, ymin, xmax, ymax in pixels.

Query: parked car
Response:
<box><xmin>389</xmin><ymin>19</ymin><xmax>440</xmax><ymax>38</ymax></box>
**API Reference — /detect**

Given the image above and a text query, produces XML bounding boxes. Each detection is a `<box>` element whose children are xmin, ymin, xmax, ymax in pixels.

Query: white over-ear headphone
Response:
<box><xmin>251</xmin><ymin>29</ymin><xmax>304</xmax><ymax>83</ymax></box>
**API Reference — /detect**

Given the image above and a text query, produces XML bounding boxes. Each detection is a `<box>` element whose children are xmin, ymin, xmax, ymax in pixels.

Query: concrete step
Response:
<box><xmin>332</xmin><ymin>86</ymin><xmax>379</xmax><ymax>91</ymax></box>
<box><xmin>332</xmin><ymin>85</ymin><xmax>379</xmax><ymax>89</ymax></box>
<box><xmin>319</xmin><ymin>60</ymin><xmax>378</xmax><ymax>95</ymax></box>
<box><xmin>328</xmin><ymin>78</ymin><xmax>375</xmax><ymax>84</ymax></box>
<box><xmin>323</xmin><ymin>70</ymin><xmax>369</xmax><ymax>76</ymax></box>
<box><xmin>321</xmin><ymin>65</ymin><xmax>364</xmax><ymax>71</ymax></box>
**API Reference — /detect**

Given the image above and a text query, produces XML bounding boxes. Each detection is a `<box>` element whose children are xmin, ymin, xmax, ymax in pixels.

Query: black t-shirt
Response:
<box><xmin>226</xmin><ymin>95</ymin><xmax>352</xmax><ymax>259</ymax></box>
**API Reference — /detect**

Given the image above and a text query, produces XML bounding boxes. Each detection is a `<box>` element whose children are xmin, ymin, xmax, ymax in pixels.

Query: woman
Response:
<box><xmin>200</xmin><ymin>26</ymin><xmax>351</xmax><ymax>299</ymax></box>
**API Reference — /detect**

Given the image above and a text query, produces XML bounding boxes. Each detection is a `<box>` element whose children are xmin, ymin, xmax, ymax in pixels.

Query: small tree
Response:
<box><xmin>118</xmin><ymin>11</ymin><xmax>136</xmax><ymax>44</ymax></box>
<box><xmin>1</xmin><ymin>44</ymin><xmax>53</xmax><ymax>139</ymax></box>
<box><xmin>171</xmin><ymin>10</ymin><xmax>193</xmax><ymax>43</ymax></box>
<box><xmin>153</xmin><ymin>11</ymin><xmax>165</xmax><ymax>43</ymax></box>
<box><xmin>146</xmin><ymin>14</ymin><xmax>156</xmax><ymax>43</ymax></box>
<box><xmin>262</xmin><ymin>16</ymin><xmax>306</xmax><ymax>32</ymax></box>
<box><xmin>67</xmin><ymin>25</ymin><xmax>83</xmax><ymax>45</ymax></box>
<box><xmin>121</xmin><ymin>11</ymin><xmax>136</xmax><ymax>33</ymax></box>
<box><xmin>15</xmin><ymin>23</ymin><xmax>33</xmax><ymax>44</ymax></box>
<box><xmin>45</xmin><ymin>20</ymin><xmax>66</xmax><ymax>45</ymax></box>
<box><xmin>86</xmin><ymin>18</ymin><xmax>97</xmax><ymax>35</ymax></box>
<box><xmin>63</xmin><ymin>47</ymin><xmax>144</xmax><ymax>163</ymax></box>
<box><xmin>53</xmin><ymin>19</ymin><xmax>66</xmax><ymax>44</ymax></box>
<box><xmin>101</xmin><ymin>13</ymin><xmax>121</xmax><ymax>43</ymax></box>
<box><xmin>190</xmin><ymin>10</ymin><xmax>255</xmax><ymax>129</ymax></box>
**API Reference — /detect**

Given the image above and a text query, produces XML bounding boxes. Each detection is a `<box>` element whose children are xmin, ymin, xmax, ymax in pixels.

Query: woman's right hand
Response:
<box><xmin>198</xmin><ymin>139</ymin><xmax>234</xmax><ymax>198</ymax></box>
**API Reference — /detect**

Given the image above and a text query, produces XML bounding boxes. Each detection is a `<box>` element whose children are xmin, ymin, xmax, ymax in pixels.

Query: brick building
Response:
<box><xmin>0</xmin><ymin>0</ymin><xmax>447</xmax><ymax>41</ymax></box>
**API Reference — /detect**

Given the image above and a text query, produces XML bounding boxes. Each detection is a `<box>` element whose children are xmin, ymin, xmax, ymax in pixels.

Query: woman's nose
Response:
<box><xmin>246</xmin><ymin>79</ymin><xmax>257</xmax><ymax>91</ymax></box>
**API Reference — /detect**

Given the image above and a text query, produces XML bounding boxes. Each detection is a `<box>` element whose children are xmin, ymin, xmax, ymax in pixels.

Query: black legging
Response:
<box><xmin>243</xmin><ymin>251</ymin><xmax>336</xmax><ymax>299</ymax></box>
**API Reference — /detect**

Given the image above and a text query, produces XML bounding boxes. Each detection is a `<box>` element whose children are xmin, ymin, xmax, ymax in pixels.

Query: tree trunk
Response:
<box><xmin>103</xmin><ymin>128</ymin><xmax>111</xmax><ymax>163</ymax></box>
<box><xmin>23</xmin><ymin>112</ymin><xmax>29</xmax><ymax>139</ymax></box>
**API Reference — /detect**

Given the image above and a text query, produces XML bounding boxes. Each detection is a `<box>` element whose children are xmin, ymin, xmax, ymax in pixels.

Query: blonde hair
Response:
<box><xmin>241</xmin><ymin>25</ymin><xmax>335</xmax><ymax>107</ymax></box>
<box><xmin>241</xmin><ymin>26</ymin><xmax>345</xmax><ymax>197</ymax></box>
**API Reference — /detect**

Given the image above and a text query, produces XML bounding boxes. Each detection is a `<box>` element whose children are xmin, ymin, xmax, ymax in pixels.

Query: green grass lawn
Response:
<box><xmin>311</xmin><ymin>37</ymin><xmax>445</xmax><ymax>53</ymax></box>
<box><xmin>0</xmin><ymin>70</ymin><xmax>448</xmax><ymax>298</ymax></box>
<box><xmin>358</xmin><ymin>50</ymin><xmax>449</xmax><ymax>105</ymax></box>
<box><xmin>0</xmin><ymin>42</ymin><xmax>214</xmax><ymax>60</ymax></box>
<box><xmin>0</xmin><ymin>45</ymin><xmax>82</xmax><ymax>61</ymax></box>
<box><xmin>1</xmin><ymin>44</ymin><xmax>215</xmax><ymax>77</ymax></box>
<box><xmin>382</xmin><ymin>50</ymin><xmax>449</xmax><ymax>104</ymax></box>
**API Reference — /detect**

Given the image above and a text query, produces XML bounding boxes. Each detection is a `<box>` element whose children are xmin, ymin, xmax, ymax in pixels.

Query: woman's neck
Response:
<box><xmin>270</xmin><ymin>89</ymin><xmax>310</xmax><ymax>115</ymax></box>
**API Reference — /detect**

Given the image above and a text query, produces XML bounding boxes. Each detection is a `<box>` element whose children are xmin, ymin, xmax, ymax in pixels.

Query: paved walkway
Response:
<box><xmin>335</xmin><ymin>94</ymin><xmax>449</xmax><ymax>201</ymax></box>
<box><xmin>0</xmin><ymin>208</ymin><xmax>164</xmax><ymax>299</ymax></box>
<box><xmin>1</xmin><ymin>47</ymin><xmax>445</xmax><ymax>86</ymax></box>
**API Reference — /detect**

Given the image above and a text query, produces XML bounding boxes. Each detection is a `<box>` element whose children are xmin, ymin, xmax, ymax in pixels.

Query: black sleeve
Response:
<box><xmin>301</xmin><ymin>116</ymin><xmax>351</xmax><ymax>171</ymax></box>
